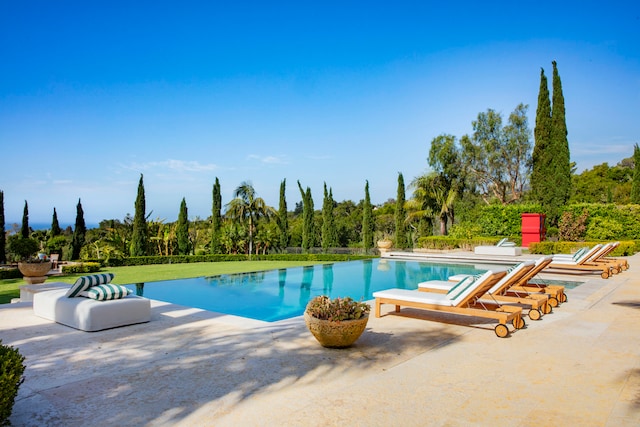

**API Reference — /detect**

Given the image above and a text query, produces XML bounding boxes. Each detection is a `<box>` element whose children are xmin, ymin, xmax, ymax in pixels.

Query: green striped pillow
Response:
<box><xmin>65</xmin><ymin>273</ymin><xmax>115</xmax><ymax>298</ymax></box>
<box><xmin>80</xmin><ymin>284</ymin><xmax>132</xmax><ymax>301</ymax></box>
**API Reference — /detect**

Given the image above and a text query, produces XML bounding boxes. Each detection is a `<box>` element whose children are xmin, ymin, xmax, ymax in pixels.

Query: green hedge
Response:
<box><xmin>416</xmin><ymin>236</ymin><xmax>521</xmax><ymax>250</ymax></box>
<box><xmin>528</xmin><ymin>240</ymin><xmax>638</xmax><ymax>256</ymax></box>
<box><xmin>561</xmin><ymin>204</ymin><xmax>640</xmax><ymax>240</ymax></box>
<box><xmin>0</xmin><ymin>340</ymin><xmax>25</xmax><ymax>426</ymax></box>
<box><xmin>477</xmin><ymin>203</ymin><xmax>542</xmax><ymax>236</ymax></box>
<box><xmin>97</xmin><ymin>253</ymin><xmax>376</xmax><ymax>267</ymax></box>
<box><xmin>61</xmin><ymin>262</ymin><xmax>102</xmax><ymax>274</ymax></box>
<box><xmin>0</xmin><ymin>269</ymin><xmax>22</xmax><ymax>280</ymax></box>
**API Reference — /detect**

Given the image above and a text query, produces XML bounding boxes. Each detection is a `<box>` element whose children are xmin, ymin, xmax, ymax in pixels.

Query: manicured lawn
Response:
<box><xmin>0</xmin><ymin>260</ymin><xmax>330</xmax><ymax>305</ymax></box>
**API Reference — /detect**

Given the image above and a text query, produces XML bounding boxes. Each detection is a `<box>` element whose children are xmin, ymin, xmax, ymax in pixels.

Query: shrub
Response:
<box><xmin>586</xmin><ymin>217</ymin><xmax>624</xmax><ymax>241</ymax></box>
<box><xmin>528</xmin><ymin>240</ymin><xmax>637</xmax><ymax>256</ymax></box>
<box><xmin>305</xmin><ymin>295</ymin><xmax>370</xmax><ymax>321</ymax></box>
<box><xmin>558</xmin><ymin>210</ymin><xmax>588</xmax><ymax>241</ymax></box>
<box><xmin>477</xmin><ymin>203</ymin><xmax>542</xmax><ymax>236</ymax></box>
<box><xmin>61</xmin><ymin>262</ymin><xmax>101</xmax><ymax>274</ymax></box>
<box><xmin>0</xmin><ymin>340</ymin><xmax>26</xmax><ymax>426</ymax></box>
<box><xmin>0</xmin><ymin>269</ymin><xmax>22</xmax><ymax>280</ymax></box>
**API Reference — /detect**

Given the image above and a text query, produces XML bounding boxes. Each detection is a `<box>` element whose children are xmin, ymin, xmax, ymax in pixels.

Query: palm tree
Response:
<box><xmin>410</xmin><ymin>173</ymin><xmax>458</xmax><ymax>236</ymax></box>
<box><xmin>226</xmin><ymin>181</ymin><xmax>276</xmax><ymax>256</ymax></box>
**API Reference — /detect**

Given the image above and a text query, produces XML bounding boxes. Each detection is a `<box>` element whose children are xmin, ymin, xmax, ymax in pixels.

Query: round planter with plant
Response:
<box><xmin>8</xmin><ymin>236</ymin><xmax>52</xmax><ymax>284</ymax></box>
<box><xmin>304</xmin><ymin>295</ymin><xmax>370</xmax><ymax>348</ymax></box>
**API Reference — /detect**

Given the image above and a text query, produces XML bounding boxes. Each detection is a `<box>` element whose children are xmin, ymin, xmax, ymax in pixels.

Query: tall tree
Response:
<box><xmin>362</xmin><ymin>180</ymin><xmax>374</xmax><ymax>252</ymax></box>
<box><xmin>531</xmin><ymin>68</ymin><xmax>552</xmax><ymax>204</ymax></box>
<box><xmin>395</xmin><ymin>173</ymin><xmax>409</xmax><ymax>249</ymax></box>
<box><xmin>632</xmin><ymin>143</ymin><xmax>640</xmax><ymax>203</ymax></box>
<box><xmin>410</xmin><ymin>173</ymin><xmax>456</xmax><ymax>236</ymax></box>
<box><xmin>177</xmin><ymin>198</ymin><xmax>190</xmax><ymax>255</ymax></box>
<box><xmin>321</xmin><ymin>183</ymin><xmax>338</xmax><ymax>252</ymax></box>
<box><xmin>21</xmin><ymin>200</ymin><xmax>29</xmax><ymax>238</ymax></box>
<box><xmin>226</xmin><ymin>181</ymin><xmax>275</xmax><ymax>257</ymax></box>
<box><xmin>130</xmin><ymin>174</ymin><xmax>148</xmax><ymax>256</ymax></box>
<box><xmin>460</xmin><ymin>104</ymin><xmax>532</xmax><ymax>204</ymax></box>
<box><xmin>297</xmin><ymin>181</ymin><xmax>315</xmax><ymax>252</ymax></box>
<box><xmin>51</xmin><ymin>208</ymin><xmax>61</xmax><ymax>237</ymax></box>
<box><xmin>548</xmin><ymin>60</ymin><xmax>571</xmax><ymax>225</ymax></box>
<box><xmin>210</xmin><ymin>178</ymin><xmax>222</xmax><ymax>253</ymax></box>
<box><xmin>0</xmin><ymin>190</ymin><xmax>5</xmax><ymax>264</ymax></box>
<box><xmin>71</xmin><ymin>199</ymin><xmax>86</xmax><ymax>260</ymax></box>
<box><xmin>277</xmin><ymin>179</ymin><xmax>289</xmax><ymax>250</ymax></box>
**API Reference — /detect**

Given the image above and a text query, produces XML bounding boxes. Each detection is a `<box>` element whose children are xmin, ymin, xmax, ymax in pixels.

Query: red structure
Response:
<box><xmin>521</xmin><ymin>213</ymin><xmax>546</xmax><ymax>248</ymax></box>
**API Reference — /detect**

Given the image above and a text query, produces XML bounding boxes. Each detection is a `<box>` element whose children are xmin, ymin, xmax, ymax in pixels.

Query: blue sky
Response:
<box><xmin>1</xmin><ymin>1</ymin><xmax>639</xmax><ymax>225</ymax></box>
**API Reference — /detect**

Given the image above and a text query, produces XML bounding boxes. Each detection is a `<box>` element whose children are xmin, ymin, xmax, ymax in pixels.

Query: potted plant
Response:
<box><xmin>304</xmin><ymin>295</ymin><xmax>370</xmax><ymax>348</ymax></box>
<box><xmin>8</xmin><ymin>236</ymin><xmax>52</xmax><ymax>284</ymax></box>
<box><xmin>376</xmin><ymin>233</ymin><xmax>393</xmax><ymax>252</ymax></box>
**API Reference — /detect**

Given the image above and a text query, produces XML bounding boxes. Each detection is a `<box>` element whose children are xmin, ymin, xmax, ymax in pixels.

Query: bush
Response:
<box><xmin>416</xmin><ymin>236</ymin><xmax>518</xmax><ymax>250</ymax></box>
<box><xmin>586</xmin><ymin>217</ymin><xmax>624</xmax><ymax>241</ymax></box>
<box><xmin>558</xmin><ymin>210</ymin><xmax>588</xmax><ymax>241</ymax></box>
<box><xmin>0</xmin><ymin>269</ymin><xmax>22</xmax><ymax>280</ymax></box>
<box><xmin>0</xmin><ymin>340</ymin><xmax>26</xmax><ymax>426</ymax></box>
<box><xmin>529</xmin><ymin>240</ymin><xmax>638</xmax><ymax>256</ymax></box>
<box><xmin>61</xmin><ymin>262</ymin><xmax>102</xmax><ymax>274</ymax></box>
<box><xmin>477</xmin><ymin>203</ymin><xmax>542</xmax><ymax>237</ymax></box>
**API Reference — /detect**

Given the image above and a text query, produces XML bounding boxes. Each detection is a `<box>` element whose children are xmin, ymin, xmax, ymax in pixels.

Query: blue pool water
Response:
<box><xmin>124</xmin><ymin>259</ymin><xmax>485</xmax><ymax>322</ymax></box>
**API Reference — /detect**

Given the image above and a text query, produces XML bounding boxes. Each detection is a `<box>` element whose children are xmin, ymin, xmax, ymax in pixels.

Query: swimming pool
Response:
<box><xmin>124</xmin><ymin>259</ymin><xmax>485</xmax><ymax>322</ymax></box>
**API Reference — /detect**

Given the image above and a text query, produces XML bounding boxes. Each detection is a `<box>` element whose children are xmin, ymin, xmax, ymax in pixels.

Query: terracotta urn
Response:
<box><xmin>18</xmin><ymin>262</ymin><xmax>52</xmax><ymax>285</ymax></box>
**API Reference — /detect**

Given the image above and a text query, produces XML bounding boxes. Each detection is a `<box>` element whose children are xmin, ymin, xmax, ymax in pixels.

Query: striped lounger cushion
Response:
<box><xmin>65</xmin><ymin>273</ymin><xmax>116</xmax><ymax>298</ymax></box>
<box><xmin>80</xmin><ymin>284</ymin><xmax>132</xmax><ymax>301</ymax></box>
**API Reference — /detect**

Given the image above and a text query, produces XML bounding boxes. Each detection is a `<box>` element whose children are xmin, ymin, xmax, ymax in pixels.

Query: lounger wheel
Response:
<box><xmin>601</xmin><ymin>271</ymin><xmax>609</xmax><ymax>279</ymax></box>
<box><xmin>559</xmin><ymin>293</ymin><xmax>568</xmax><ymax>303</ymax></box>
<box><xmin>542</xmin><ymin>303</ymin><xmax>552</xmax><ymax>315</ymax></box>
<box><xmin>548</xmin><ymin>297</ymin><xmax>559</xmax><ymax>308</ymax></box>
<box><xmin>512</xmin><ymin>317</ymin><xmax>526</xmax><ymax>330</ymax></box>
<box><xmin>528</xmin><ymin>309</ymin><xmax>541</xmax><ymax>321</ymax></box>
<box><xmin>494</xmin><ymin>324</ymin><xmax>510</xmax><ymax>338</ymax></box>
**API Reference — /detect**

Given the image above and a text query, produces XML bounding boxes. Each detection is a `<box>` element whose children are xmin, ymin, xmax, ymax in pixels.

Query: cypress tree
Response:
<box><xmin>549</xmin><ymin>60</ymin><xmax>571</xmax><ymax>225</ymax></box>
<box><xmin>51</xmin><ymin>208</ymin><xmax>61</xmax><ymax>237</ymax></box>
<box><xmin>297</xmin><ymin>181</ymin><xmax>314</xmax><ymax>252</ymax></box>
<box><xmin>321</xmin><ymin>183</ymin><xmax>337</xmax><ymax>253</ymax></box>
<box><xmin>177</xmin><ymin>197</ymin><xmax>190</xmax><ymax>255</ymax></box>
<box><xmin>362</xmin><ymin>180</ymin><xmax>374</xmax><ymax>252</ymax></box>
<box><xmin>21</xmin><ymin>201</ymin><xmax>29</xmax><ymax>238</ymax></box>
<box><xmin>631</xmin><ymin>143</ymin><xmax>640</xmax><ymax>203</ymax></box>
<box><xmin>395</xmin><ymin>173</ymin><xmax>408</xmax><ymax>249</ymax></box>
<box><xmin>0</xmin><ymin>190</ymin><xmax>5</xmax><ymax>264</ymax></box>
<box><xmin>71</xmin><ymin>199</ymin><xmax>86</xmax><ymax>260</ymax></box>
<box><xmin>210</xmin><ymin>178</ymin><xmax>222</xmax><ymax>253</ymax></box>
<box><xmin>531</xmin><ymin>68</ymin><xmax>552</xmax><ymax>203</ymax></box>
<box><xmin>277</xmin><ymin>179</ymin><xmax>289</xmax><ymax>250</ymax></box>
<box><xmin>131</xmin><ymin>174</ymin><xmax>148</xmax><ymax>256</ymax></box>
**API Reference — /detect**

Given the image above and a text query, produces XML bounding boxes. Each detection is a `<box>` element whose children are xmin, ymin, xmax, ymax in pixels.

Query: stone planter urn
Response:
<box><xmin>304</xmin><ymin>312</ymin><xmax>369</xmax><ymax>348</ymax></box>
<box><xmin>18</xmin><ymin>262</ymin><xmax>52</xmax><ymax>285</ymax></box>
<box><xmin>377</xmin><ymin>239</ymin><xmax>393</xmax><ymax>253</ymax></box>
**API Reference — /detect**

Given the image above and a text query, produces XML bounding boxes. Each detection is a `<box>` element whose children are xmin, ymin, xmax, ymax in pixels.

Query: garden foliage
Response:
<box><xmin>0</xmin><ymin>340</ymin><xmax>25</xmax><ymax>426</ymax></box>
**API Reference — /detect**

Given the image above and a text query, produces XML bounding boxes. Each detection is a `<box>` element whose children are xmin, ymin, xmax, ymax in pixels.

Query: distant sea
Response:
<box><xmin>5</xmin><ymin>222</ymin><xmax>100</xmax><ymax>231</ymax></box>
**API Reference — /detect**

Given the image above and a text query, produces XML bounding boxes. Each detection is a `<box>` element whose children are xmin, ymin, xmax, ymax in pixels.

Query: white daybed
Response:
<box><xmin>474</xmin><ymin>238</ymin><xmax>522</xmax><ymax>256</ymax></box>
<box><xmin>32</xmin><ymin>274</ymin><xmax>151</xmax><ymax>332</ymax></box>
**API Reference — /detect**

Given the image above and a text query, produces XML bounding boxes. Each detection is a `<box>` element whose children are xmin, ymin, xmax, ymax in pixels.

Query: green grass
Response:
<box><xmin>0</xmin><ymin>260</ymin><xmax>331</xmax><ymax>305</ymax></box>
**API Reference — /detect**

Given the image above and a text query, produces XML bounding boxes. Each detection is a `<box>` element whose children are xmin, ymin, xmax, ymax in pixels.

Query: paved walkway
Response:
<box><xmin>1</xmin><ymin>254</ymin><xmax>639</xmax><ymax>426</ymax></box>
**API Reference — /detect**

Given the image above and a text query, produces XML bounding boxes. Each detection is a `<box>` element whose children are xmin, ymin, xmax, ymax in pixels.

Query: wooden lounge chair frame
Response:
<box><xmin>373</xmin><ymin>270</ymin><xmax>524</xmax><ymax>338</ymax></box>
<box><xmin>508</xmin><ymin>256</ymin><xmax>566</xmax><ymax>307</ymax></box>
<box><xmin>585</xmin><ymin>242</ymin><xmax>628</xmax><ymax>273</ymax></box>
<box><xmin>549</xmin><ymin>245</ymin><xmax>613</xmax><ymax>279</ymax></box>
<box><xmin>419</xmin><ymin>261</ymin><xmax>551</xmax><ymax>321</ymax></box>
